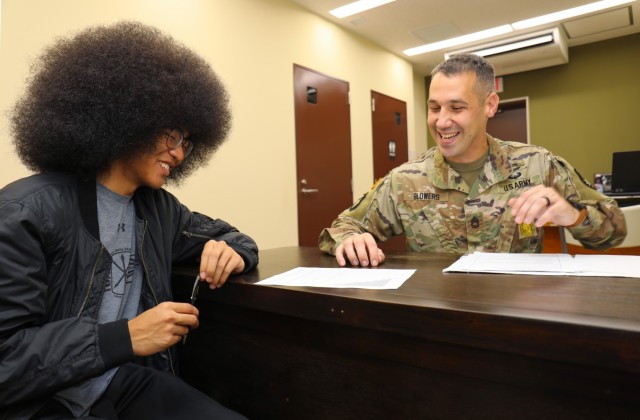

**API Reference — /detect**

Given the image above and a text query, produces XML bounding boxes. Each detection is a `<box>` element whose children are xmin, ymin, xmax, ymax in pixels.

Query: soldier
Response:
<box><xmin>319</xmin><ymin>53</ymin><xmax>626</xmax><ymax>267</ymax></box>
<box><xmin>0</xmin><ymin>22</ymin><xmax>257</xmax><ymax>418</ymax></box>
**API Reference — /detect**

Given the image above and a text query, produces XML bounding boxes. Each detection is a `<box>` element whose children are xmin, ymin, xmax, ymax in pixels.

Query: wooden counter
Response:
<box><xmin>173</xmin><ymin>247</ymin><xmax>640</xmax><ymax>419</ymax></box>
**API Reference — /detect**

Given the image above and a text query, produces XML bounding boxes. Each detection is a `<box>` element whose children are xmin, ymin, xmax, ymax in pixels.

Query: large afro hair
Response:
<box><xmin>10</xmin><ymin>21</ymin><xmax>231</xmax><ymax>184</ymax></box>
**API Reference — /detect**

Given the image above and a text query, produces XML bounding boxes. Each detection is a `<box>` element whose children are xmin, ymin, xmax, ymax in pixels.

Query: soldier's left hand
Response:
<box><xmin>508</xmin><ymin>184</ymin><xmax>581</xmax><ymax>227</ymax></box>
<box><xmin>199</xmin><ymin>240</ymin><xmax>245</xmax><ymax>289</ymax></box>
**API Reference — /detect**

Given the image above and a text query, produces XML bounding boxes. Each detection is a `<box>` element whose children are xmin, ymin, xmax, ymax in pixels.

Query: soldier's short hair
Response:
<box><xmin>431</xmin><ymin>53</ymin><xmax>495</xmax><ymax>100</ymax></box>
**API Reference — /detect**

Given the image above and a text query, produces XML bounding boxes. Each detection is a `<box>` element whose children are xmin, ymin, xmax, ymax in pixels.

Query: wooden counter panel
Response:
<box><xmin>173</xmin><ymin>247</ymin><xmax>640</xmax><ymax>419</ymax></box>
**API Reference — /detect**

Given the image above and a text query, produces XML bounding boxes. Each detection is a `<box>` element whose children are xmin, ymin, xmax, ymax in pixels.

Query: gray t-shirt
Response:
<box><xmin>95</xmin><ymin>183</ymin><xmax>143</xmax><ymax>321</ymax></box>
<box><xmin>55</xmin><ymin>183</ymin><xmax>144</xmax><ymax>416</ymax></box>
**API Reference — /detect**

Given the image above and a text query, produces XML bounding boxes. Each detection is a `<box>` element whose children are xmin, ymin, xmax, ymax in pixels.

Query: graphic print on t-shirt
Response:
<box><xmin>96</xmin><ymin>182</ymin><xmax>143</xmax><ymax>322</ymax></box>
<box><xmin>110</xmin><ymin>247</ymin><xmax>136</xmax><ymax>296</ymax></box>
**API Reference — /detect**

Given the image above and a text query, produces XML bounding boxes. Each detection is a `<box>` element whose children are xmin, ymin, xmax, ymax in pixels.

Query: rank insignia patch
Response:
<box><xmin>518</xmin><ymin>222</ymin><xmax>536</xmax><ymax>239</ymax></box>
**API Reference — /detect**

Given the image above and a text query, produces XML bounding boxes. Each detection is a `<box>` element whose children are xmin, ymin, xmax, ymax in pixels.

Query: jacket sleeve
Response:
<box><xmin>182</xmin><ymin>211</ymin><xmax>259</xmax><ymax>272</ymax></box>
<box><xmin>549</xmin><ymin>155</ymin><xmax>627</xmax><ymax>249</ymax></box>
<box><xmin>160</xmin><ymin>191</ymin><xmax>259</xmax><ymax>272</ymax></box>
<box><xmin>0</xmin><ymin>201</ymin><xmax>132</xmax><ymax>407</ymax></box>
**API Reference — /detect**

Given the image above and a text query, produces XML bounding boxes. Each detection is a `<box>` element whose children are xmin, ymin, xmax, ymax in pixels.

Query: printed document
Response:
<box><xmin>443</xmin><ymin>252</ymin><xmax>640</xmax><ymax>278</ymax></box>
<box><xmin>256</xmin><ymin>267</ymin><xmax>416</xmax><ymax>289</ymax></box>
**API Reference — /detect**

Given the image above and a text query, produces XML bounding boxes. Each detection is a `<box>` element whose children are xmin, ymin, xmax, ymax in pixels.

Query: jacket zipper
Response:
<box><xmin>140</xmin><ymin>220</ymin><xmax>176</xmax><ymax>375</ymax></box>
<box><xmin>181</xmin><ymin>230</ymin><xmax>215</xmax><ymax>240</ymax></box>
<box><xmin>140</xmin><ymin>221</ymin><xmax>160</xmax><ymax>305</ymax></box>
<box><xmin>77</xmin><ymin>245</ymin><xmax>105</xmax><ymax>317</ymax></box>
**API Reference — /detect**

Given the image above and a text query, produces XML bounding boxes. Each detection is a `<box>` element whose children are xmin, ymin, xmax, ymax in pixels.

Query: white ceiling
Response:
<box><xmin>289</xmin><ymin>0</ymin><xmax>640</xmax><ymax>76</ymax></box>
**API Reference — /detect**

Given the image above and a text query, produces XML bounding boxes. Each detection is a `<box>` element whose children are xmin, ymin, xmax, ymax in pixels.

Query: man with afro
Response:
<box><xmin>0</xmin><ymin>21</ymin><xmax>257</xmax><ymax>419</ymax></box>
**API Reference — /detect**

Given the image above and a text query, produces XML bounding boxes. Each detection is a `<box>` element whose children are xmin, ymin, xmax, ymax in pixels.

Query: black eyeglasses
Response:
<box><xmin>166</xmin><ymin>128</ymin><xmax>193</xmax><ymax>158</ymax></box>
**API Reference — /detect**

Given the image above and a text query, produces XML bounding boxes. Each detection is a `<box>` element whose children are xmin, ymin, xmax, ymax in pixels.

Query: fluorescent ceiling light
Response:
<box><xmin>404</xmin><ymin>0</ymin><xmax>636</xmax><ymax>56</ymax></box>
<box><xmin>471</xmin><ymin>34</ymin><xmax>554</xmax><ymax>57</ymax></box>
<box><xmin>329</xmin><ymin>0</ymin><xmax>396</xmax><ymax>19</ymax></box>
<box><xmin>403</xmin><ymin>25</ymin><xmax>513</xmax><ymax>56</ymax></box>
<box><xmin>512</xmin><ymin>0</ymin><xmax>636</xmax><ymax>30</ymax></box>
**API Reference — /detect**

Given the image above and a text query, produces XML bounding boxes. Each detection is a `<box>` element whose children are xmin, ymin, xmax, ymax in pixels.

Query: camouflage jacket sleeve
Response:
<box><xmin>318</xmin><ymin>140</ymin><xmax>627</xmax><ymax>254</ymax></box>
<box><xmin>318</xmin><ymin>177</ymin><xmax>400</xmax><ymax>255</ymax></box>
<box><xmin>549</xmin><ymin>155</ymin><xmax>626</xmax><ymax>249</ymax></box>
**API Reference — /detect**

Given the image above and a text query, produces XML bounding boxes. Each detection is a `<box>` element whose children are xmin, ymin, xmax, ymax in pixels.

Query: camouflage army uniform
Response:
<box><xmin>319</xmin><ymin>135</ymin><xmax>626</xmax><ymax>255</ymax></box>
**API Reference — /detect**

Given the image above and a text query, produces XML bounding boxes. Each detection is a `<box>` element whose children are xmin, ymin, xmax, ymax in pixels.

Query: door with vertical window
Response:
<box><xmin>294</xmin><ymin>65</ymin><xmax>353</xmax><ymax>247</ymax></box>
<box><xmin>371</xmin><ymin>91</ymin><xmax>408</xmax><ymax>252</ymax></box>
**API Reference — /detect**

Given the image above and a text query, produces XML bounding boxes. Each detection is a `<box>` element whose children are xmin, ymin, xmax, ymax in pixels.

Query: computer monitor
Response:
<box><xmin>611</xmin><ymin>151</ymin><xmax>640</xmax><ymax>195</ymax></box>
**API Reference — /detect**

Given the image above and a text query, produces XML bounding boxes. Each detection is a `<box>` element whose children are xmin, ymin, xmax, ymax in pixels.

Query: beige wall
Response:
<box><xmin>0</xmin><ymin>0</ymin><xmax>426</xmax><ymax>250</ymax></box>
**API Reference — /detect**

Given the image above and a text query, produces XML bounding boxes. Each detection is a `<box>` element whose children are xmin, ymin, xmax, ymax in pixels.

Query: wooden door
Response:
<box><xmin>294</xmin><ymin>65</ymin><xmax>353</xmax><ymax>246</ymax></box>
<box><xmin>487</xmin><ymin>97</ymin><xmax>529</xmax><ymax>143</ymax></box>
<box><xmin>371</xmin><ymin>91</ymin><xmax>408</xmax><ymax>252</ymax></box>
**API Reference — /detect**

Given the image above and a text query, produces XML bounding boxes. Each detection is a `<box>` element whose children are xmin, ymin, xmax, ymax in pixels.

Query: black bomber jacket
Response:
<box><xmin>0</xmin><ymin>172</ymin><xmax>259</xmax><ymax>417</ymax></box>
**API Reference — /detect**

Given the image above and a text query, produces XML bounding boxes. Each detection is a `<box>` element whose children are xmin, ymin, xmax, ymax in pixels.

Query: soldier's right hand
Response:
<box><xmin>128</xmin><ymin>301</ymin><xmax>199</xmax><ymax>356</ymax></box>
<box><xmin>335</xmin><ymin>233</ymin><xmax>385</xmax><ymax>267</ymax></box>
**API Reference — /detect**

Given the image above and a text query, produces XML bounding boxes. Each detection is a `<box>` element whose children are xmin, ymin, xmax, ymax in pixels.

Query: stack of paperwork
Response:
<box><xmin>443</xmin><ymin>252</ymin><xmax>640</xmax><ymax>278</ymax></box>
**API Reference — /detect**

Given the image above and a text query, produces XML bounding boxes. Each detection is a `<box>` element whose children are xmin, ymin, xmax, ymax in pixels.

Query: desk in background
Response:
<box><xmin>606</xmin><ymin>193</ymin><xmax>640</xmax><ymax>207</ymax></box>
<box><xmin>173</xmin><ymin>247</ymin><xmax>640</xmax><ymax>419</ymax></box>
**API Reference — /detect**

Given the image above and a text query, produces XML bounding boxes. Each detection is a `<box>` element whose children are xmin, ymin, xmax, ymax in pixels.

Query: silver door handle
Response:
<box><xmin>301</xmin><ymin>188</ymin><xmax>319</xmax><ymax>194</ymax></box>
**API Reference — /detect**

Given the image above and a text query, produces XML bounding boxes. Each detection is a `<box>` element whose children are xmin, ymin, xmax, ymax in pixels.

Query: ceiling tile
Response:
<box><xmin>564</xmin><ymin>7</ymin><xmax>632</xmax><ymax>39</ymax></box>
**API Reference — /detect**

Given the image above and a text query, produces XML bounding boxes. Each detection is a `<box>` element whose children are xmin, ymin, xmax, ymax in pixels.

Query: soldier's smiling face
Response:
<box><xmin>427</xmin><ymin>71</ymin><xmax>498</xmax><ymax>163</ymax></box>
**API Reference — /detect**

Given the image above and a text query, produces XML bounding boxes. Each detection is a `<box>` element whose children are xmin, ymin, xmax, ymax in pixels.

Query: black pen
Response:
<box><xmin>182</xmin><ymin>274</ymin><xmax>200</xmax><ymax>344</ymax></box>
